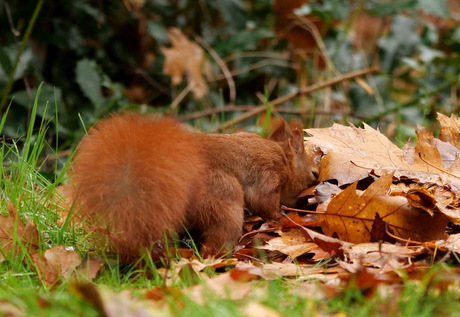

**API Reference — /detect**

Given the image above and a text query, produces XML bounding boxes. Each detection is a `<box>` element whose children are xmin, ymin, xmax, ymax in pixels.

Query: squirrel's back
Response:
<box><xmin>71</xmin><ymin>114</ymin><xmax>205</xmax><ymax>258</ymax></box>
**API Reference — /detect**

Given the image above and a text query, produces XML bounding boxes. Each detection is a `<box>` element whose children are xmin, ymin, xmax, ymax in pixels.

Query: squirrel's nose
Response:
<box><xmin>311</xmin><ymin>166</ymin><xmax>319</xmax><ymax>182</ymax></box>
<box><xmin>312</xmin><ymin>170</ymin><xmax>319</xmax><ymax>179</ymax></box>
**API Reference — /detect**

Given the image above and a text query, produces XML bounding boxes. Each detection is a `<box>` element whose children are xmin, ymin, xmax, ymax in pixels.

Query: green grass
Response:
<box><xmin>0</xmin><ymin>90</ymin><xmax>459</xmax><ymax>316</ymax></box>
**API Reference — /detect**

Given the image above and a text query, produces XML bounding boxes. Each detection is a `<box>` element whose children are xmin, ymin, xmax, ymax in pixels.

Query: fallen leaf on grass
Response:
<box><xmin>235</xmin><ymin>261</ymin><xmax>344</xmax><ymax>280</ymax></box>
<box><xmin>74</xmin><ymin>283</ymin><xmax>168</xmax><ymax>317</ymax></box>
<box><xmin>184</xmin><ymin>271</ymin><xmax>253</xmax><ymax>304</ymax></box>
<box><xmin>0</xmin><ymin>300</ymin><xmax>24</xmax><ymax>317</ymax></box>
<box><xmin>157</xmin><ymin>257</ymin><xmax>239</xmax><ymax>286</ymax></box>
<box><xmin>32</xmin><ymin>245</ymin><xmax>82</xmax><ymax>287</ymax></box>
<box><xmin>0</xmin><ymin>201</ymin><xmax>39</xmax><ymax>262</ymax></box>
<box><xmin>258</xmin><ymin>229</ymin><xmax>318</xmax><ymax>259</ymax></box>
<box><xmin>173</xmin><ymin>257</ymin><xmax>238</xmax><ymax>274</ymax></box>
<box><xmin>317</xmin><ymin>174</ymin><xmax>449</xmax><ymax>244</ymax></box>
<box><xmin>341</xmin><ymin>243</ymin><xmax>426</xmax><ymax>273</ymax></box>
<box><xmin>75</xmin><ymin>256</ymin><xmax>104</xmax><ymax>281</ymax></box>
<box><xmin>242</xmin><ymin>302</ymin><xmax>282</xmax><ymax>317</ymax></box>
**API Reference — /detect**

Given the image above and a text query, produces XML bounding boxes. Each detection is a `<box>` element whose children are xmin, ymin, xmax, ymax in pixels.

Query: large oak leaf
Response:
<box><xmin>305</xmin><ymin>122</ymin><xmax>460</xmax><ymax>187</ymax></box>
<box><xmin>317</xmin><ymin>174</ymin><xmax>448</xmax><ymax>244</ymax></box>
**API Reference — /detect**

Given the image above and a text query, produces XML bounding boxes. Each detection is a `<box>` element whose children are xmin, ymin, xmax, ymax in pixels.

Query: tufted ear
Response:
<box><xmin>288</xmin><ymin>120</ymin><xmax>305</xmax><ymax>154</ymax></box>
<box><xmin>268</xmin><ymin>118</ymin><xmax>287</xmax><ymax>144</ymax></box>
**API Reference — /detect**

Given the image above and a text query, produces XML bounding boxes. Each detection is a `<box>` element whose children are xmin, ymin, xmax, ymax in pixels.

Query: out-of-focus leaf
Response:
<box><xmin>418</xmin><ymin>45</ymin><xmax>445</xmax><ymax>63</ymax></box>
<box><xmin>147</xmin><ymin>21</ymin><xmax>169</xmax><ymax>44</ymax></box>
<box><xmin>75</xmin><ymin>59</ymin><xmax>105</xmax><ymax>109</ymax></box>
<box><xmin>32</xmin><ymin>246</ymin><xmax>82</xmax><ymax>287</ymax></box>
<box><xmin>218</xmin><ymin>29</ymin><xmax>274</xmax><ymax>52</ymax></box>
<box><xmin>418</xmin><ymin>0</ymin><xmax>448</xmax><ymax>17</ymax></box>
<box><xmin>365</xmin><ymin>0</ymin><xmax>418</xmax><ymax>16</ymax></box>
<box><xmin>161</xmin><ymin>28</ymin><xmax>209</xmax><ymax>98</ymax></box>
<box><xmin>378</xmin><ymin>15</ymin><xmax>420</xmax><ymax>72</ymax></box>
<box><xmin>453</xmin><ymin>28</ymin><xmax>460</xmax><ymax>43</ymax></box>
<box><xmin>390</xmin><ymin>15</ymin><xmax>420</xmax><ymax>54</ymax></box>
<box><xmin>13</xmin><ymin>84</ymin><xmax>61</xmax><ymax>118</ymax></box>
<box><xmin>0</xmin><ymin>47</ymin><xmax>12</xmax><ymax>75</ymax></box>
<box><xmin>0</xmin><ymin>45</ymin><xmax>33</xmax><ymax>83</ymax></box>
<box><xmin>327</xmin><ymin>0</ymin><xmax>350</xmax><ymax>21</ymax></box>
<box><xmin>209</xmin><ymin>0</ymin><xmax>247</xmax><ymax>30</ymax></box>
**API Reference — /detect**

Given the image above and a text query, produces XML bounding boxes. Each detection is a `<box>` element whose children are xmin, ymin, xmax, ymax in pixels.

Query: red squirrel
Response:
<box><xmin>71</xmin><ymin>114</ymin><xmax>318</xmax><ymax>259</ymax></box>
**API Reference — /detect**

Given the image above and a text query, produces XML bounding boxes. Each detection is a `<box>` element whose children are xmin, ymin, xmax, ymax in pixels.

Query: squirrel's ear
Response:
<box><xmin>288</xmin><ymin>120</ymin><xmax>305</xmax><ymax>154</ymax></box>
<box><xmin>268</xmin><ymin>118</ymin><xmax>287</xmax><ymax>144</ymax></box>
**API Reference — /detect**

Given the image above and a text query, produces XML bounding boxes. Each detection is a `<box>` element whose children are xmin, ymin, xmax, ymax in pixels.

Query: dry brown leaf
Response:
<box><xmin>389</xmin><ymin>180</ymin><xmax>460</xmax><ymax>223</ymax></box>
<box><xmin>438</xmin><ymin>112</ymin><xmax>460</xmax><ymax>149</ymax></box>
<box><xmin>75</xmin><ymin>256</ymin><xmax>104</xmax><ymax>281</ymax></box>
<box><xmin>317</xmin><ymin>174</ymin><xmax>449</xmax><ymax>244</ymax></box>
<box><xmin>0</xmin><ymin>300</ymin><xmax>24</xmax><ymax>317</ymax></box>
<box><xmin>0</xmin><ymin>201</ymin><xmax>39</xmax><ymax>262</ymax></box>
<box><xmin>305</xmin><ymin>122</ymin><xmax>460</xmax><ymax>186</ymax></box>
<box><xmin>434</xmin><ymin>233</ymin><xmax>460</xmax><ymax>253</ymax></box>
<box><xmin>351</xmin><ymin>11</ymin><xmax>387</xmax><ymax>52</ymax></box>
<box><xmin>184</xmin><ymin>271</ymin><xmax>253</xmax><ymax>304</ymax></box>
<box><xmin>161</xmin><ymin>28</ymin><xmax>208</xmax><ymax>98</ymax></box>
<box><xmin>242</xmin><ymin>302</ymin><xmax>282</xmax><ymax>317</ymax></box>
<box><xmin>32</xmin><ymin>245</ymin><xmax>82</xmax><ymax>287</ymax></box>
<box><xmin>258</xmin><ymin>229</ymin><xmax>318</xmax><ymax>259</ymax></box>
<box><xmin>75</xmin><ymin>283</ymin><xmax>166</xmax><ymax>317</ymax></box>
<box><xmin>313</xmin><ymin>182</ymin><xmax>341</xmax><ymax>203</ymax></box>
<box><xmin>235</xmin><ymin>261</ymin><xmax>345</xmax><ymax>280</ymax></box>
<box><xmin>342</xmin><ymin>243</ymin><xmax>426</xmax><ymax>273</ymax></box>
<box><xmin>173</xmin><ymin>257</ymin><xmax>238</xmax><ymax>274</ymax></box>
<box><xmin>273</xmin><ymin>0</ymin><xmax>328</xmax><ymax>69</ymax></box>
<box><xmin>156</xmin><ymin>257</ymin><xmax>239</xmax><ymax>287</ymax></box>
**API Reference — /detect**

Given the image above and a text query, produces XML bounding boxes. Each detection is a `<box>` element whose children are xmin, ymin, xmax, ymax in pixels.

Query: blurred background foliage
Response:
<box><xmin>0</xmin><ymin>0</ymin><xmax>459</xmax><ymax>151</ymax></box>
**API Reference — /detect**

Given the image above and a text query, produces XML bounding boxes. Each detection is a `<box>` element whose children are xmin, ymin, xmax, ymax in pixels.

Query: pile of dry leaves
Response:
<box><xmin>226</xmin><ymin>112</ymin><xmax>460</xmax><ymax>285</ymax></box>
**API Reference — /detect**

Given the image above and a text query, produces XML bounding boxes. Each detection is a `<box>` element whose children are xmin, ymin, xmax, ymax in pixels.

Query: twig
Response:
<box><xmin>291</xmin><ymin>15</ymin><xmax>336</xmax><ymax>72</ymax></box>
<box><xmin>178</xmin><ymin>105</ymin><xmax>394</xmax><ymax>122</ymax></box>
<box><xmin>195</xmin><ymin>36</ymin><xmax>236</xmax><ymax>104</ymax></box>
<box><xmin>170</xmin><ymin>83</ymin><xmax>193</xmax><ymax>110</ymax></box>
<box><xmin>135</xmin><ymin>68</ymin><xmax>171</xmax><ymax>95</ymax></box>
<box><xmin>4</xmin><ymin>2</ymin><xmax>19</xmax><ymax>36</ymax></box>
<box><xmin>213</xmin><ymin>59</ymin><xmax>292</xmax><ymax>81</ymax></box>
<box><xmin>213</xmin><ymin>65</ymin><xmax>380</xmax><ymax>132</ymax></box>
<box><xmin>222</xmin><ymin>51</ymin><xmax>289</xmax><ymax>63</ymax></box>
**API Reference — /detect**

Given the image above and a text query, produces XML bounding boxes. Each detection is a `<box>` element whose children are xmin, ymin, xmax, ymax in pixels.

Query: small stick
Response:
<box><xmin>178</xmin><ymin>105</ymin><xmax>393</xmax><ymax>122</ymax></box>
<box><xmin>195</xmin><ymin>36</ymin><xmax>236</xmax><ymax>104</ymax></box>
<box><xmin>213</xmin><ymin>65</ymin><xmax>380</xmax><ymax>132</ymax></box>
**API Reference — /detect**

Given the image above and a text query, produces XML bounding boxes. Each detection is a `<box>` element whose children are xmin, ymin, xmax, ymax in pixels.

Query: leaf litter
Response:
<box><xmin>101</xmin><ymin>112</ymin><xmax>460</xmax><ymax>314</ymax></box>
<box><xmin>6</xmin><ymin>113</ymin><xmax>460</xmax><ymax>315</ymax></box>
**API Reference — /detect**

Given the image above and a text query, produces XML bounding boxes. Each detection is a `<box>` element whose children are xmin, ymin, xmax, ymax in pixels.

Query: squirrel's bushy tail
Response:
<box><xmin>71</xmin><ymin>114</ymin><xmax>205</xmax><ymax>258</ymax></box>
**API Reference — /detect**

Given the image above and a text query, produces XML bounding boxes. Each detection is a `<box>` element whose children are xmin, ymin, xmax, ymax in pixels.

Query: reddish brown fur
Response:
<box><xmin>71</xmin><ymin>114</ymin><xmax>318</xmax><ymax>259</ymax></box>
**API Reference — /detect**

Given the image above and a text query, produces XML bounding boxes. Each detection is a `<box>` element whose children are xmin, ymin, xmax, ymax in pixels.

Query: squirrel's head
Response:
<box><xmin>269</xmin><ymin>119</ymin><xmax>319</xmax><ymax>207</ymax></box>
